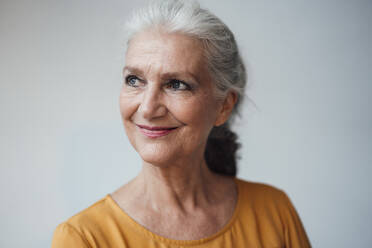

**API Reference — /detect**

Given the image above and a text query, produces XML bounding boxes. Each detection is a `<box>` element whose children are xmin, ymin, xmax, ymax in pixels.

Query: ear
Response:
<box><xmin>214</xmin><ymin>91</ymin><xmax>238</xmax><ymax>127</ymax></box>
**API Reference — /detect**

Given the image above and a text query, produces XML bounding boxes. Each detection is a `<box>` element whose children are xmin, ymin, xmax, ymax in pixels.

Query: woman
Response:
<box><xmin>52</xmin><ymin>0</ymin><xmax>311</xmax><ymax>247</ymax></box>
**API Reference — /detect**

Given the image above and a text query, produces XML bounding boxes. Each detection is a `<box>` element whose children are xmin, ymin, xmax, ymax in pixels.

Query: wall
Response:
<box><xmin>0</xmin><ymin>0</ymin><xmax>371</xmax><ymax>247</ymax></box>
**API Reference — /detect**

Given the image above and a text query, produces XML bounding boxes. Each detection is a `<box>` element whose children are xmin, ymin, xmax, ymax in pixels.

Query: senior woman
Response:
<box><xmin>52</xmin><ymin>0</ymin><xmax>311</xmax><ymax>247</ymax></box>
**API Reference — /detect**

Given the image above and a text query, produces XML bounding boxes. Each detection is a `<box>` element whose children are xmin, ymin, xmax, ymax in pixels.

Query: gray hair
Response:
<box><xmin>125</xmin><ymin>0</ymin><xmax>247</xmax><ymax>120</ymax></box>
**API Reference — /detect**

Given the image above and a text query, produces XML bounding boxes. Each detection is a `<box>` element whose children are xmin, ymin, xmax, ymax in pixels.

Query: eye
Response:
<box><xmin>165</xmin><ymin>79</ymin><xmax>191</xmax><ymax>91</ymax></box>
<box><xmin>125</xmin><ymin>75</ymin><xmax>141</xmax><ymax>87</ymax></box>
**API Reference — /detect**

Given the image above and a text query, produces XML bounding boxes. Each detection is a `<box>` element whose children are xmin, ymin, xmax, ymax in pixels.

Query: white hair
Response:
<box><xmin>125</xmin><ymin>0</ymin><xmax>247</xmax><ymax>117</ymax></box>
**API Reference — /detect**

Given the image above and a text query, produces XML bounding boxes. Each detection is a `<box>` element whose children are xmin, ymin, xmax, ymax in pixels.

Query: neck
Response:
<box><xmin>136</xmin><ymin>155</ymin><xmax>220</xmax><ymax>214</ymax></box>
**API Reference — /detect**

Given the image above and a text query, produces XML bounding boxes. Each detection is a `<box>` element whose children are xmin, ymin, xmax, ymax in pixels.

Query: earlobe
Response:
<box><xmin>214</xmin><ymin>91</ymin><xmax>238</xmax><ymax>127</ymax></box>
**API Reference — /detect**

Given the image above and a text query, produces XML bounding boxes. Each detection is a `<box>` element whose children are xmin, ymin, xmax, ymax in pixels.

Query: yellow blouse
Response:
<box><xmin>52</xmin><ymin>178</ymin><xmax>311</xmax><ymax>247</ymax></box>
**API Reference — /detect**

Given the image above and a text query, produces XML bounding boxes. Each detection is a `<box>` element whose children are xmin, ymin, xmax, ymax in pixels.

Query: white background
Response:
<box><xmin>1</xmin><ymin>0</ymin><xmax>371</xmax><ymax>247</ymax></box>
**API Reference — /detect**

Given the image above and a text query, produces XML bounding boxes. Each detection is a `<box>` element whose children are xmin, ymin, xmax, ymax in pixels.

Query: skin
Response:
<box><xmin>112</xmin><ymin>29</ymin><xmax>239</xmax><ymax>240</ymax></box>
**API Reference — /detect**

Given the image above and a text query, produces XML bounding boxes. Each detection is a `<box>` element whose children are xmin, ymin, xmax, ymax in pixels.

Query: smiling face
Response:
<box><xmin>119</xmin><ymin>30</ymin><xmax>235</xmax><ymax>166</ymax></box>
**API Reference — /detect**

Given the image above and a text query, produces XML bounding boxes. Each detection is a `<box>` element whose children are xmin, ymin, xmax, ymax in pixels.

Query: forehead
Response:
<box><xmin>125</xmin><ymin>30</ymin><xmax>207</xmax><ymax>77</ymax></box>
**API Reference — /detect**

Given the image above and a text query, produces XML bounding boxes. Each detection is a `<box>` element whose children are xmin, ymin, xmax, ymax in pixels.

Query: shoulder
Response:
<box><xmin>235</xmin><ymin>177</ymin><xmax>288</xmax><ymax>202</ymax></box>
<box><xmin>234</xmin><ymin>180</ymin><xmax>311</xmax><ymax>246</ymax></box>
<box><xmin>52</xmin><ymin>221</ymin><xmax>91</xmax><ymax>247</ymax></box>
<box><xmin>237</xmin><ymin>180</ymin><xmax>307</xmax><ymax>225</ymax></box>
<box><xmin>55</xmin><ymin>195</ymin><xmax>115</xmax><ymax>236</ymax></box>
<box><xmin>52</xmin><ymin>195</ymin><xmax>120</xmax><ymax>247</ymax></box>
<box><xmin>235</xmin><ymin>177</ymin><xmax>298</xmax><ymax>219</ymax></box>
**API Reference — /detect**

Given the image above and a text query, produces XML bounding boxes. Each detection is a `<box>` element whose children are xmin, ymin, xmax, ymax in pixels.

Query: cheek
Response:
<box><xmin>119</xmin><ymin>93</ymin><xmax>139</xmax><ymax>141</ymax></box>
<box><xmin>170</xmin><ymin>94</ymin><xmax>218</xmax><ymax>127</ymax></box>
<box><xmin>119</xmin><ymin>94</ymin><xmax>141</xmax><ymax>151</ymax></box>
<box><xmin>169</xmin><ymin>96</ymin><xmax>218</xmax><ymax>155</ymax></box>
<box><xmin>119</xmin><ymin>91</ymin><xmax>137</xmax><ymax>120</ymax></box>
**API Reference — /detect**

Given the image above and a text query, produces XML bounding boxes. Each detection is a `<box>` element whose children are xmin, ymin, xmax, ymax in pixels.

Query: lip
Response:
<box><xmin>136</xmin><ymin>124</ymin><xmax>178</xmax><ymax>138</ymax></box>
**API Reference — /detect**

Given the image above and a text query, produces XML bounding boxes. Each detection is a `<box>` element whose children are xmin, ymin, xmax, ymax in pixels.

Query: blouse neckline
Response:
<box><xmin>106</xmin><ymin>177</ymin><xmax>243</xmax><ymax>246</ymax></box>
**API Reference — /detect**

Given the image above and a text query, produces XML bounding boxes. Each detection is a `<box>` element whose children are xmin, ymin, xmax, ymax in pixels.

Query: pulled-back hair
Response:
<box><xmin>125</xmin><ymin>0</ymin><xmax>247</xmax><ymax>176</ymax></box>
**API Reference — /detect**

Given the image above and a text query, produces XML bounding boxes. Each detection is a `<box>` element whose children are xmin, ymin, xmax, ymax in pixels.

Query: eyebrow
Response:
<box><xmin>123</xmin><ymin>66</ymin><xmax>200</xmax><ymax>83</ymax></box>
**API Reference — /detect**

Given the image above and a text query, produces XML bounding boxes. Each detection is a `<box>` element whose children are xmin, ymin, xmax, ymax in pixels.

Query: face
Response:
<box><xmin>119</xmin><ymin>30</ymin><xmax>236</xmax><ymax>166</ymax></box>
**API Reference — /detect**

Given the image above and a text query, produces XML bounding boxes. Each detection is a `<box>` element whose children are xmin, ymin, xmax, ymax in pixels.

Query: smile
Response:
<box><xmin>136</xmin><ymin>124</ymin><xmax>178</xmax><ymax>138</ymax></box>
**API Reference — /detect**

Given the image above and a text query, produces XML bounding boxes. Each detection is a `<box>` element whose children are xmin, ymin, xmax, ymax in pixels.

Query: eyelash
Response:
<box><xmin>165</xmin><ymin>79</ymin><xmax>192</xmax><ymax>91</ymax></box>
<box><xmin>124</xmin><ymin>75</ymin><xmax>192</xmax><ymax>91</ymax></box>
<box><xmin>125</xmin><ymin>75</ymin><xmax>142</xmax><ymax>87</ymax></box>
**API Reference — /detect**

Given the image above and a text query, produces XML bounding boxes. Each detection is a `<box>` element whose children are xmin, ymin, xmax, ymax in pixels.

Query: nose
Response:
<box><xmin>138</xmin><ymin>84</ymin><xmax>167</xmax><ymax>120</ymax></box>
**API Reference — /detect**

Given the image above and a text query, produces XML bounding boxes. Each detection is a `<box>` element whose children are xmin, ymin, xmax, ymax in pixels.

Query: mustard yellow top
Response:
<box><xmin>52</xmin><ymin>178</ymin><xmax>311</xmax><ymax>247</ymax></box>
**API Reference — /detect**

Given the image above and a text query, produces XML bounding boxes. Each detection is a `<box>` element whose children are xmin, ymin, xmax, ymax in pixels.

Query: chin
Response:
<box><xmin>137</xmin><ymin>144</ymin><xmax>178</xmax><ymax>167</ymax></box>
<box><xmin>140</xmin><ymin>155</ymin><xmax>176</xmax><ymax>168</ymax></box>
